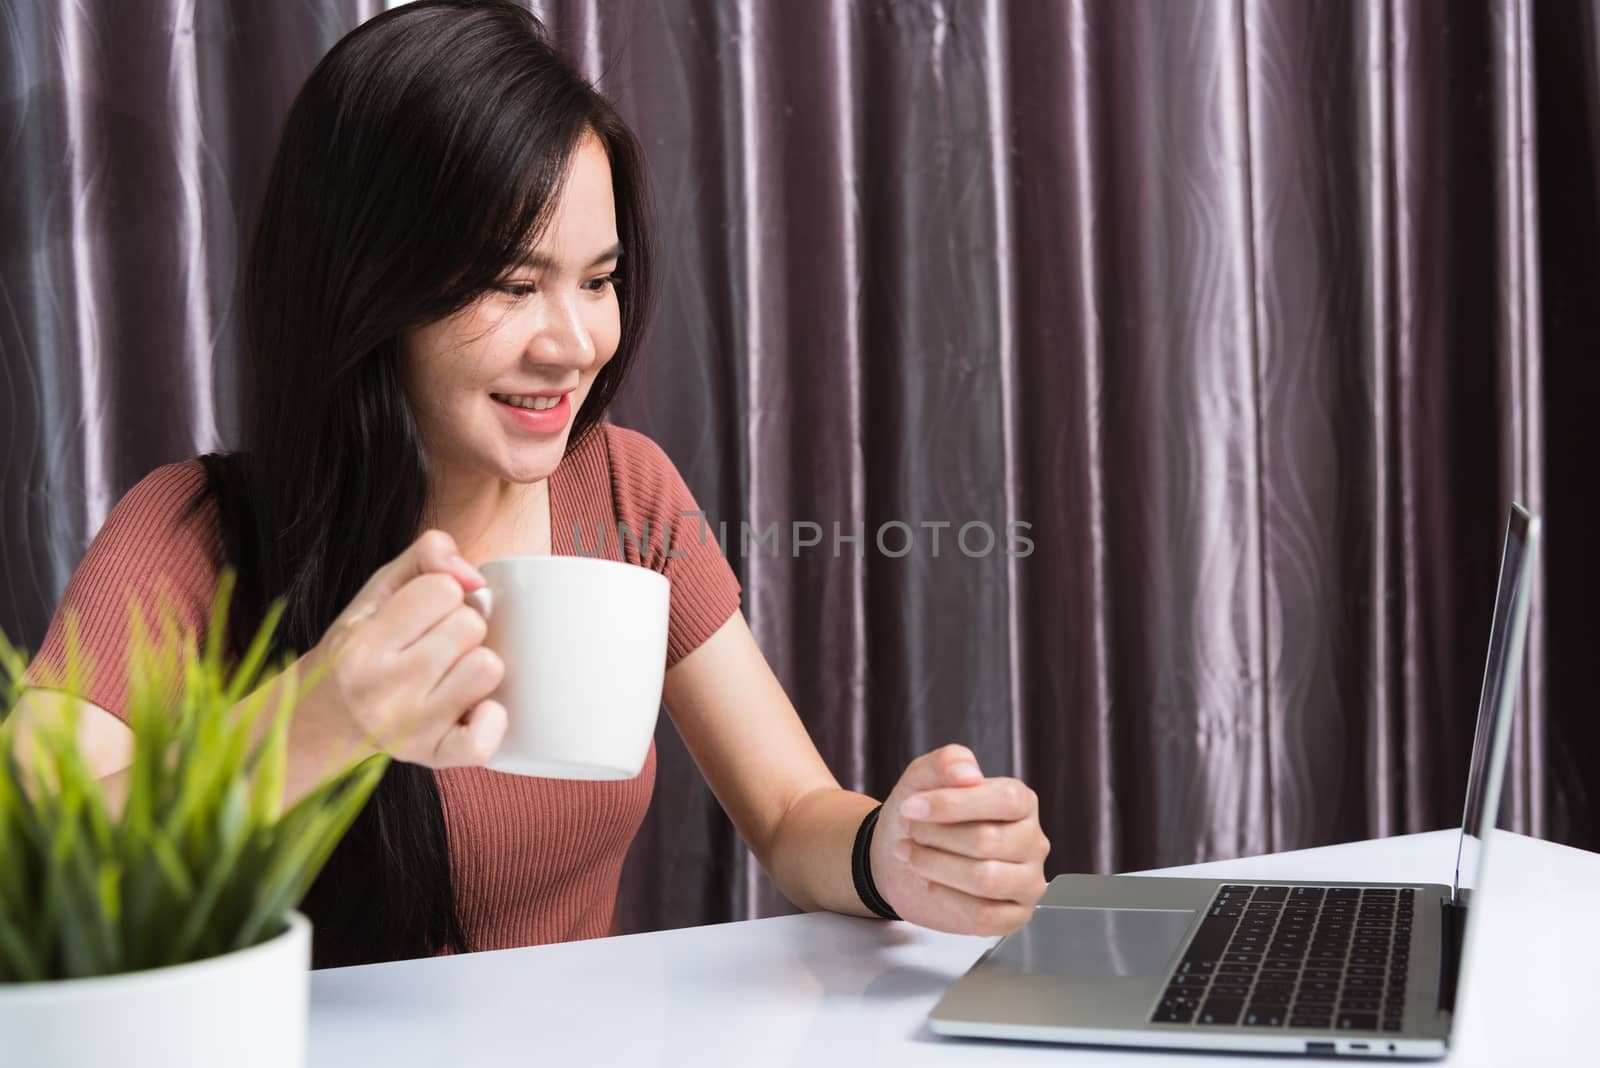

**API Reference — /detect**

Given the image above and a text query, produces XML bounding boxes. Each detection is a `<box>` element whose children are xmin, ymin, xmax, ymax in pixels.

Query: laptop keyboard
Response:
<box><xmin>1150</xmin><ymin>884</ymin><xmax>1415</xmax><ymax>1032</ymax></box>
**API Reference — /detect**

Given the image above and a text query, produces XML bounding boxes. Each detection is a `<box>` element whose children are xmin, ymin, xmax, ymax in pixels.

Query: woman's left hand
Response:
<box><xmin>869</xmin><ymin>744</ymin><xmax>1051</xmax><ymax>937</ymax></box>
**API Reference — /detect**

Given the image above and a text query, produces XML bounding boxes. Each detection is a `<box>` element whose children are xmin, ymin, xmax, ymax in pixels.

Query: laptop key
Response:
<box><xmin>1153</xmin><ymin>1004</ymin><xmax>1196</xmax><ymax>1023</ymax></box>
<box><xmin>1242</xmin><ymin>1006</ymin><xmax>1285</xmax><ymax>1026</ymax></box>
<box><xmin>1199</xmin><ymin>999</ymin><xmax>1244</xmax><ymax>1025</ymax></box>
<box><xmin>1209</xmin><ymin>984</ymin><xmax>1251</xmax><ymax>999</ymax></box>
<box><xmin>1185</xmin><ymin>913</ymin><xmax>1241</xmax><ymax>961</ymax></box>
<box><xmin>1337</xmin><ymin>1013</ymin><xmax>1379</xmax><ymax>1031</ymax></box>
<box><xmin>1303</xmin><ymin>968</ymin><xmax>1342</xmax><ymax>981</ymax></box>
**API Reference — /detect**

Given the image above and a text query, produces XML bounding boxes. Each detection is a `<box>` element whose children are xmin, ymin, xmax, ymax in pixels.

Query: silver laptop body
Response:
<box><xmin>929</xmin><ymin>505</ymin><xmax>1541</xmax><ymax>1059</ymax></box>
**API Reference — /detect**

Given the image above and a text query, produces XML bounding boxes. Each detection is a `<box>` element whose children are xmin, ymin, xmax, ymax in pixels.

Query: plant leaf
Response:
<box><xmin>0</xmin><ymin>904</ymin><xmax>44</xmax><ymax>983</ymax></box>
<box><xmin>146</xmin><ymin>824</ymin><xmax>195</xmax><ymax>902</ymax></box>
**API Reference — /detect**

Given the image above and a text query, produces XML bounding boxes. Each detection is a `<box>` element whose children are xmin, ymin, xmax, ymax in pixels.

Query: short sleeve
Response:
<box><xmin>21</xmin><ymin>461</ymin><xmax>223</xmax><ymax>722</ymax></box>
<box><xmin>602</xmin><ymin>426</ymin><xmax>742</xmax><ymax>668</ymax></box>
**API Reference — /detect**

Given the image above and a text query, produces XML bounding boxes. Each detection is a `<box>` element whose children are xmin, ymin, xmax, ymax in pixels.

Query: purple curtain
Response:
<box><xmin>1</xmin><ymin>0</ymin><xmax>1594</xmax><ymax>938</ymax></box>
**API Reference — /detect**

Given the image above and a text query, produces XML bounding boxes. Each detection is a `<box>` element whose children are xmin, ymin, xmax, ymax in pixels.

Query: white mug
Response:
<box><xmin>465</xmin><ymin>556</ymin><xmax>670</xmax><ymax>779</ymax></box>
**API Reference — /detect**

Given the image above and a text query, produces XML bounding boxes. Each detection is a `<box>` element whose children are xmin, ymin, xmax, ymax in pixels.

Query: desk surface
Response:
<box><xmin>309</xmin><ymin>829</ymin><xmax>1597</xmax><ymax>1066</ymax></box>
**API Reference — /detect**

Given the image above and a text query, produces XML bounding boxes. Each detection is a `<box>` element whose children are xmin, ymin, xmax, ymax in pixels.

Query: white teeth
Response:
<box><xmin>494</xmin><ymin>393</ymin><xmax>562</xmax><ymax>411</ymax></box>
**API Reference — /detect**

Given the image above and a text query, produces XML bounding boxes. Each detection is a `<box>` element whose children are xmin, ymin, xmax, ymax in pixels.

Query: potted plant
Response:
<box><xmin>0</xmin><ymin>577</ymin><xmax>387</xmax><ymax>1068</ymax></box>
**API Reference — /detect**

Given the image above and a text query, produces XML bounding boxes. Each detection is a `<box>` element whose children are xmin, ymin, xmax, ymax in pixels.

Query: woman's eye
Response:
<box><xmin>494</xmin><ymin>276</ymin><xmax>615</xmax><ymax>298</ymax></box>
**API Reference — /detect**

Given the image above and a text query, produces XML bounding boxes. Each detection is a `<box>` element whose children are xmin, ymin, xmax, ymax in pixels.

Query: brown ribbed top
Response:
<box><xmin>24</xmin><ymin>423</ymin><xmax>742</xmax><ymax>955</ymax></box>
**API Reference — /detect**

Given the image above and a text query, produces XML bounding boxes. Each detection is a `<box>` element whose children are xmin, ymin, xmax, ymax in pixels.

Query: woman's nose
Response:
<box><xmin>526</xmin><ymin>297</ymin><xmax>596</xmax><ymax>368</ymax></box>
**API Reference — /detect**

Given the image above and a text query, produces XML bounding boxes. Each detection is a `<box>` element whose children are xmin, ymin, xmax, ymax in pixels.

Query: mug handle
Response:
<box><xmin>465</xmin><ymin>586</ymin><xmax>493</xmax><ymax>619</ymax></box>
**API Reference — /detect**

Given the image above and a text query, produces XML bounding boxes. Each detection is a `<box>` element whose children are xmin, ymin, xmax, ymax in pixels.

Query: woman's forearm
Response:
<box><xmin>765</xmin><ymin>787</ymin><xmax>886</xmax><ymax>917</ymax></box>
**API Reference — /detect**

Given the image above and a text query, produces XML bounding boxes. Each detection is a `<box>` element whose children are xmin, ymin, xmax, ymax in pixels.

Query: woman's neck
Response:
<box><xmin>423</xmin><ymin>466</ymin><xmax>552</xmax><ymax>563</ymax></box>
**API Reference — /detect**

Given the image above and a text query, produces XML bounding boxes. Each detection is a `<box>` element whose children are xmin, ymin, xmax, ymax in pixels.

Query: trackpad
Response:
<box><xmin>984</xmin><ymin>907</ymin><xmax>1195</xmax><ymax>978</ymax></box>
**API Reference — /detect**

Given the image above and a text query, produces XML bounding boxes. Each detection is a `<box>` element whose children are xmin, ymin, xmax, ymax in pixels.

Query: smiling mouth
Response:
<box><xmin>490</xmin><ymin>392</ymin><xmax>567</xmax><ymax>411</ymax></box>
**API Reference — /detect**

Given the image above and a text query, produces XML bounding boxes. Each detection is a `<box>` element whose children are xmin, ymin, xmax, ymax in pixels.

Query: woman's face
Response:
<box><xmin>401</xmin><ymin>132</ymin><xmax>623</xmax><ymax>489</ymax></box>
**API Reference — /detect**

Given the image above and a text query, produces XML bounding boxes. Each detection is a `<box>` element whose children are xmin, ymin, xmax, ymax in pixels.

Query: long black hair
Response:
<box><xmin>189</xmin><ymin>0</ymin><xmax>655</xmax><ymax>967</ymax></box>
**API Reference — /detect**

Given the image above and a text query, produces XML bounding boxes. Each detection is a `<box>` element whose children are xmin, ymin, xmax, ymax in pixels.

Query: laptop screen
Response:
<box><xmin>1451</xmin><ymin>505</ymin><xmax>1540</xmax><ymax>903</ymax></box>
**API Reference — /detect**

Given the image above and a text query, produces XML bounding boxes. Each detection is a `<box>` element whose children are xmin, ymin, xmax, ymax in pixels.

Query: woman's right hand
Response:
<box><xmin>301</xmin><ymin>530</ymin><xmax>507</xmax><ymax>768</ymax></box>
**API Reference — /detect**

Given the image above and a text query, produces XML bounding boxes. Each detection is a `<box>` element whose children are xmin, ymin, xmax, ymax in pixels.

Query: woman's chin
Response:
<box><xmin>500</xmin><ymin>445</ymin><xmax>567</xmax><ymax>484</ymax></box>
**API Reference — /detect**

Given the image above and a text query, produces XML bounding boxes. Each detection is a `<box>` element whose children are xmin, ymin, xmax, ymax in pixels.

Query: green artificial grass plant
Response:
<box><xmin>0</xmin><ymin>575</ymin><xmax>387</xmax><ymax>982</ymax></box>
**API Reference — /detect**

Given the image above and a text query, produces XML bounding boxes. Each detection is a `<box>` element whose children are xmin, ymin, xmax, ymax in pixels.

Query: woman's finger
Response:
<box><xmin>401</xmin><ymin>602</ymin><xmax>489</xmax><ymax>681</ymax></box>
<box><xmin>897</xmin><ymin>839</ymin><xmax>1044</xmax><ymax>905</ymax></box>
<box><xmin>906</xmin><ymin>818</ymin><xmax>1043</xmax><ymax>863</ymax></box>
<box><xmin>917</xmin><ymin>876</ymin><xmax>1034</xmax><ymax>938</ymax></box>
<box><xmin>368</xmin><ymin>572</ymin><xmax>470</xmax><ymax>651</ymax></box>
<box><xmin>424</xmin><ymin>645</ymin><xmax>504</xmax><ymax>723</ymax></box>
<box><xmin>900</xmin><ymin>777</ymin><xmax>1036</xmax><ymax>825</ymax></box>
<box><xmin>348</xmin><ymin>529</ymin><xmax>480</xmax><ymax>617</ymax></box>
<box><xmin>430</xmin><ymin>698</ymin><xmax>508</xmax><ymax>768</ymax></box>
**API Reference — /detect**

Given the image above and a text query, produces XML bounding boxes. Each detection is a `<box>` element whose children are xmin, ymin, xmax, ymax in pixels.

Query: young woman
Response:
<box><xmin>16</xmin><ymin>0</ymin><xmax>1048</xmax><ymax>967</ymax></box>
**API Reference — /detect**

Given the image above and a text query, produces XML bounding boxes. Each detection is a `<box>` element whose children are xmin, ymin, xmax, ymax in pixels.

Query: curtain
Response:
<box><xmin>1</xmin><ymin>0</ymin><xmax>1594</xmax><ymax>938</ymax></box>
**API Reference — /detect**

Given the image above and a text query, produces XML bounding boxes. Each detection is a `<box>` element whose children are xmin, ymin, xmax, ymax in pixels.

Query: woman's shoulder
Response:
<box><xmin>595</xmin><ymin>421</ymin><xmax>675</xmax><ymax>477</ymax></box>
<box><xmin>580</xmin><ymin>426</ymin><xmax>741</xmax><ymax>666</ymax></box>
<box><xmin>582</xmin><ymin>423</ymin><xmax>703</xmax><ymax>522</ymax></box>
<box><xmin>21</xmin><ymin>458</ymin><xmax>225</xmax><ymax>710</ymax></box>
<box><xmin>99</xmin><ymin>458</ymin><xmax>219</xmax><ymax>546</ymax></box>
<box><xmin>114</xmin><ymin>458</ymin><xmax>212</xmax><ymax>514</ymax></box>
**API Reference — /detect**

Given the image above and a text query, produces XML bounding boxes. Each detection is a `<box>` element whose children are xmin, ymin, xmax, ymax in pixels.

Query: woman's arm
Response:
<box><xmin>658</xmin><ymin>611</ymin><xmax>870</xmax><ymax>915</ymax></box>
<box><xmin>10</xmin><ymin>531</ymin><xmax>509</xmax><ymax>818</ymax></box>
<box><xmin>662</xmin><ymin>611</ymin><xmax>1050</xmax><ymax>934</ymax></box>
<box><xmin>10</xmin><ymin>661</ymin><xmax>366</xmax><ymax>820</ymax></box>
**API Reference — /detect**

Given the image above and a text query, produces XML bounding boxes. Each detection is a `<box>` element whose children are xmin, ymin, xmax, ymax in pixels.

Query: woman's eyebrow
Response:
<box><xmin>515</xmin><ymin>243</ymin><xmax>624</xmax><ymax>271</ymax></box>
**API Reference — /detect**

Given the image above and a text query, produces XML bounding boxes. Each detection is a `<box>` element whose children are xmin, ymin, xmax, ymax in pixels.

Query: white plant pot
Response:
<box><xmin>0</xmin><ymin>910</ymin><xmax>311</xmax><ymax>1068</ymax></box>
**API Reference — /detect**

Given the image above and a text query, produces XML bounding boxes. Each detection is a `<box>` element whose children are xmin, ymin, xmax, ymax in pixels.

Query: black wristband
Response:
<box><xmin>851</xmin><ymin>803</ymin><xmax>901</xmax><ymax>921</ymax></box>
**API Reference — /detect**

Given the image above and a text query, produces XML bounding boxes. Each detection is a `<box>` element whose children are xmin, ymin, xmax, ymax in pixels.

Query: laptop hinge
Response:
<box><xmin>1436</xmin><ymin>897</ymin><xmax>1468</xmax><ymax>1013</ymax></box>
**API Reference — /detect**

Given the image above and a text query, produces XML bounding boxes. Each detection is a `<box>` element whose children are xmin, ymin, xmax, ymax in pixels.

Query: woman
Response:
<box><xmin>17</xmin><ymin>0</ymin><xmax>1049</xmax><ymax>967</ymax></box>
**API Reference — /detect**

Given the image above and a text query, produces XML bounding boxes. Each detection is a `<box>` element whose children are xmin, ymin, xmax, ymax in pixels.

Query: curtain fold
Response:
<box><xmin>1</xmin><ymin>0</ymin><xmax>1592</xmax><ymax>939</ymax></box>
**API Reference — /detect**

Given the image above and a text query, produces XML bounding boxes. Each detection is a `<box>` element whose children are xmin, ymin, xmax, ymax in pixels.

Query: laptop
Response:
<box><xmin>929</xmin><ymin>505</ymin><xmax>1541</xmax><ymax>1058</ymax></box>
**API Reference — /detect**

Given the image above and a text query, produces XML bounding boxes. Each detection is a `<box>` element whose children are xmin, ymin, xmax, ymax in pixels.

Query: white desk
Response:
<box><xmin>309</xmin><ymin>829</ymin><xmax>1596</xmax><ymax>1065</ymax></box>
